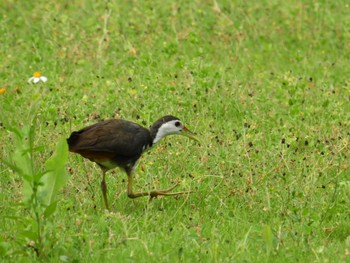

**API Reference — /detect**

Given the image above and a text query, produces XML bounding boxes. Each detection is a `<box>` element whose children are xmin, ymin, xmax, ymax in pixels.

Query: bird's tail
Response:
<box><xmin>66</xmin><ymin>132</ymin><xmax>80</xmax><ymax>152</ymax></box>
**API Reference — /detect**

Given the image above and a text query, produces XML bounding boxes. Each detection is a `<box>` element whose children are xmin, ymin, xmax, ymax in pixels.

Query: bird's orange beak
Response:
<box><xmin>182</xmin><ymin>126</ymin><xmax>200</xmax><ymax>143</ymax></box>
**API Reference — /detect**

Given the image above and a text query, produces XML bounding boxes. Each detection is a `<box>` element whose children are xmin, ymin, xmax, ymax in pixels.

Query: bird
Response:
<box><xmin>67</xmin><ymin>115</ymin><xmax>199</xmax><ymax>209</ymax></box>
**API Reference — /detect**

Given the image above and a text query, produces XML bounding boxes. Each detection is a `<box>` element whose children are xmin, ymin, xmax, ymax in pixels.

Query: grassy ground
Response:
<box><xmin>1</xmin><ymin>0</ymin><xmax>350</xmax><ymax>262</ymax></box>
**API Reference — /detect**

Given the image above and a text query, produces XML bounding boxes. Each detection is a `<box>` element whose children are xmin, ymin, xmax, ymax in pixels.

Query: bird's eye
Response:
<box><xmin>175</xmin><ymin>121</ymin><xmax>181</xmax><ymax>127</ymax></box>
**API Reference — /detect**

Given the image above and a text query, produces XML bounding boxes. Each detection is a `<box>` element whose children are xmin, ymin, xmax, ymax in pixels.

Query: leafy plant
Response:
<box><xmin>1</xmin><ymin>121</ymin><xmax>69</xmax><ymax>258</ymax></box>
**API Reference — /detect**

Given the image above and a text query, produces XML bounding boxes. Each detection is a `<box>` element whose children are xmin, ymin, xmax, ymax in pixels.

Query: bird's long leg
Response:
<box><xmin>100</xmin><ymin>169</ymin><xmax>109</xmax><ymax>210</ymax></box>
<box><xmin>126</xmin><ymin>170</ymin><xmax>192</xmax><ymax>199</ymax></box>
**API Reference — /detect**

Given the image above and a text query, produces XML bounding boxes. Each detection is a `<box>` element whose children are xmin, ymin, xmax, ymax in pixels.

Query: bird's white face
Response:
<box><xmin>152</xmin><ymin>119</ymin><xmax>198</xmax><ymax>145</ymax></box>
<box><xmin>153</xmin><ymin>120</ymin><xmax>183</xmax><ymax>144</ymax></box>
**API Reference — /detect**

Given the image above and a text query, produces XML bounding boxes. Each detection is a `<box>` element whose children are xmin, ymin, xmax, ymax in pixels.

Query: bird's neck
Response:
<box><xmin>150</xmin><ymin>125</ymin><xmax>168</xmax><ymax>145</ymax></box>
<box><xmin>151</xmin><ymin>130</ymin><xmax>164</xmax><ymax>145</ymax></box>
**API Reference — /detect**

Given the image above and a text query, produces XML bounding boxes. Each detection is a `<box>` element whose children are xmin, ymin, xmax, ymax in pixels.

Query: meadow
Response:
<box><xmin>0</xmin><ymin>0</ymin><xmax>349</xmax><ymax>262</ymax></box>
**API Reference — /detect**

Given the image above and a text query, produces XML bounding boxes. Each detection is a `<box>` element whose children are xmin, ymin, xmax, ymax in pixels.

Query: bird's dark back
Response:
<box><xmin>67</xmin><ymin>119</ymin><xmax>152</xmax><ymax>157</ymax></box>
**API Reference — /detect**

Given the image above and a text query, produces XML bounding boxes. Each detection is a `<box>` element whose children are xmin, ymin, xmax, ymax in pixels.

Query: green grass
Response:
<box><xmin>1</xmin><ymin>0</ymin><xmax>350</xmax><ymax>261</ymax></box>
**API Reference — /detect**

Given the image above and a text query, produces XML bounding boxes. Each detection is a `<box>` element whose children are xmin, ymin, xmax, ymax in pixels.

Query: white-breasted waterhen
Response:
<box><xmin>67</xmin><ymin>115</ymin><xmax>198</xmax><ymax>209</ymax></box>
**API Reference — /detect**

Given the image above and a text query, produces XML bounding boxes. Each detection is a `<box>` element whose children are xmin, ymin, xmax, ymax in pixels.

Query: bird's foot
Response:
<box><xmin>128</xmin><ymin>181</ymin><xmax>193</xmax><ymax>199</ymax></box>
<box><xmin>148</xmin><ymin>181</ymin><xmax>193</xmax><ymax>201</ymax></box>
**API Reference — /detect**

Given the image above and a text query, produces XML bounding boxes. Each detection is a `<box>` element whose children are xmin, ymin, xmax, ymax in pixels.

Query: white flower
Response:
<box><xmin>28</xmin><ymin>71</ymin><xmax>48</xmax><ymax>83</ymax></box>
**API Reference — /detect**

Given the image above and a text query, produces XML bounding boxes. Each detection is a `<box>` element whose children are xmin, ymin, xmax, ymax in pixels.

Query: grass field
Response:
<box><xmin>1</xmin><ymin>0</ymin><xmax>350</xmax><ymax>262</ymax></box>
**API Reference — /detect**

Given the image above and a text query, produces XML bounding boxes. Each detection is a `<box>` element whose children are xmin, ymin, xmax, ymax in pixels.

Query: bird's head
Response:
<box><xmin>151</xmin><ymin>115</ymin><xmax>199</xmax><ymax>145</ymax></box>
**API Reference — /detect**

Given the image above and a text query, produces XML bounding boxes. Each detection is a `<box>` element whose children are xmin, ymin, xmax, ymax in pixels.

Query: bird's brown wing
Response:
<box><xmin>67</xmin><ymin>119</ymin><xmax>151</xmax><ymax>157</ymax></box>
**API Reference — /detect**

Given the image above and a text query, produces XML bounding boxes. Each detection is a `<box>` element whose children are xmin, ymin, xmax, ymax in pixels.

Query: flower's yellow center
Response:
<box><xmin>33</xmin><ymin>71</ymin><xmax>41</xmax><ymax>78</ymax></box>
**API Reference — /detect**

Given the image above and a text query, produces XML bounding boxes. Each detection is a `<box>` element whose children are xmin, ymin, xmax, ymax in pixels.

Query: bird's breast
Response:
<box><xmin>98</xmin><ymin>160</ymin><xmax>119</xmax><ymax>170</ymax></box>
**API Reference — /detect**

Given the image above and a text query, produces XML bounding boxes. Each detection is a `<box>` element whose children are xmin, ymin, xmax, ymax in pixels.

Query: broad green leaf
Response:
<box><xmin>262</xmin><ymin>224</ymin><xmax>274</xmax><ymax>253</ymax></box>
<box><xmin>19</xmin><ymin>230</ymin><xmax>38</xmax><ymax>240</ymax></box>
<box><xmin>44</xmin><ymin>200</ymin><xmax>58</xmax><ymax>218</ymax></box>
<box><xmin>12</xmin><ymin>136</ymin><xmax>33</xmax><ymax>177</ymax></box>
<box><xmin>0</xmin><ymin>158</ymin><xmax>29</xmax><ymax>182</ymax></box>
<box><xmin>38</xmin><ymin>138</ymin><xmax>69</xmax><ymax>206</ymax></box>
<box><xmin>33</xmin><ymin>171</ymin><xmax>49</xmax><ymax>183</ymax></box>
<box><xmin>9</xmin><ymin>125</ymin><xmax>35</xmax><ymax>202</ymax></box>
<box><xmin>0</xmin><ymin>242</ymin><xmax>8</xmax><ymax>257</ymax></box>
